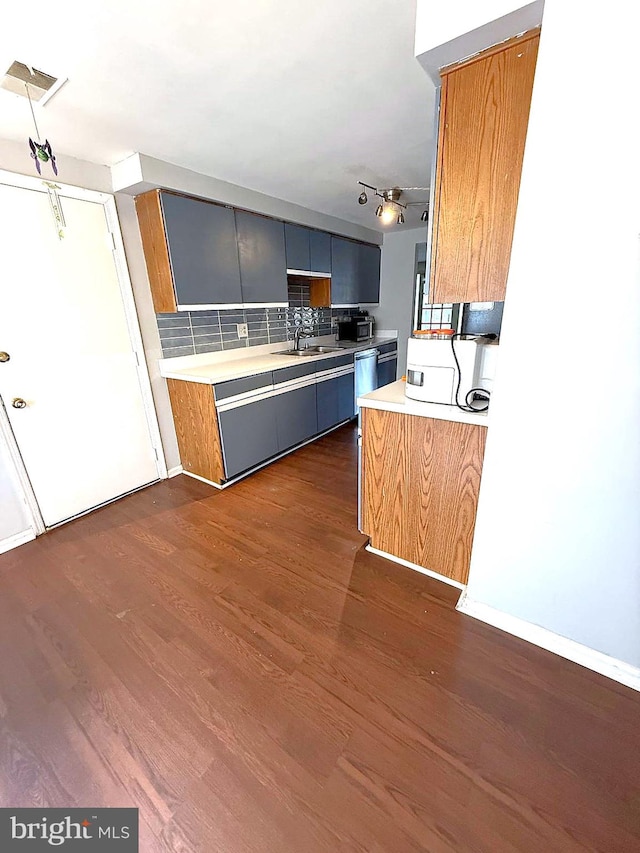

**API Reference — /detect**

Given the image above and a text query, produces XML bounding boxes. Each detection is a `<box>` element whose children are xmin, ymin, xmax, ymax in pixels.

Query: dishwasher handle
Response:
<box><xmin>354</xmin><ymin>348</ymin><xmax>380</xmax><ymax>360</ymax></box>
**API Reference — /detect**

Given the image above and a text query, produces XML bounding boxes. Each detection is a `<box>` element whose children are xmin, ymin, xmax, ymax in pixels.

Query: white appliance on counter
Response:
<box><xmin>405</xmin><ymin>336</ymin><xmax>498</xmax><ymax>406</ymax></box>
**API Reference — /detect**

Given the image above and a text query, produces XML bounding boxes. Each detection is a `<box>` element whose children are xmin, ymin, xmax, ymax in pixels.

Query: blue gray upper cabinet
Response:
<box><xmin>285</xmin><ymin>225</ymin><xmax>332</xmax><ymax>274</ymax></box>
<box><xmin>160</xmin><ymin>192</ymin><xmax>243</xmax><ymax>308</ymax></box>
<box><xmin>285</xmin><ymin>224</ymin><xmax>311</xmax><ymax>271</ymax></box>
<box><xmin>358</xmin><ymin>243</ymin><xmax>381</xmax><ymax>303</ymax></box>
<box><xmin>330</xmin><ymin>236</ymin><xmax>359</xmax><ymax>306</ymax></box>
<box><xmin>235</xmin><ymin>210</ymin><xmax>288</xmax><ymax>305</ymax></box>
<box><xmin>309</xmin><ymin>231</ymin><xmax>331</xmax><ymax>274</ymax></box>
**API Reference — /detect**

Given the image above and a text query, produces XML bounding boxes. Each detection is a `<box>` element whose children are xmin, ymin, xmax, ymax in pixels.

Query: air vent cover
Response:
<box><xmin>1</xmin><ymin>61</ymin><xmax>66</xmax><ymax>105</ymax></box>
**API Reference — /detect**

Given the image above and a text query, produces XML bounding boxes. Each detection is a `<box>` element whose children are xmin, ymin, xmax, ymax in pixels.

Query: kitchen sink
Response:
<box><xmin>280</xmin><ymin>346</ymin><xmax>342</xmax><ymax>356</ymax></box>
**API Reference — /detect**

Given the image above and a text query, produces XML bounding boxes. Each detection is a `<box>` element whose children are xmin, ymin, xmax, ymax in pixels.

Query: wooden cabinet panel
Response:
<box><xmin>166</xmin><ymin>379</ymin><xmax>225</xmax><ymax>484</ymax></box>
<box><xmin>135</xmin><ymin>190</ymin><xmax>176</xmax><ymax>313</ymax></box>
<box><xmin>430</xmin><ymin>32</ymin><xmax>539</xmax><ymax>304</ymax></box>
<box><xmin>361</xmin><ymin>408</ymin><xmax>486</xmax><ymax>584</ymax></box>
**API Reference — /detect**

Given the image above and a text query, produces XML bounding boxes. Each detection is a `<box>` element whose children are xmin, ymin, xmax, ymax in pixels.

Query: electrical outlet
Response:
<box><xmin>237</xmin><ymin>323</ymin><xmax>248</xmax><ymax>339</ymax></box>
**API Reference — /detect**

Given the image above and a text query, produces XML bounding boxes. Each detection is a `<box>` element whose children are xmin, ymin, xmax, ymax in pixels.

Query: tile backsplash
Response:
<box><xmin>157</xmin><ymin>281</ymin><xmax>361</xmax><ymax>358</ymax></box>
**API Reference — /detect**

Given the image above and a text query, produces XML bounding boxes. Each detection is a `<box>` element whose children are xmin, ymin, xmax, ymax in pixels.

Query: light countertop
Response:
<box><xmin>159</xmin><ymin>336</ymin><xmax>397</xmax><ymax>385</ymax></box>
<box><xmin>358</xmin><ymin>380</ymin><xmax>489</xmax><ymax>427</ymax></box>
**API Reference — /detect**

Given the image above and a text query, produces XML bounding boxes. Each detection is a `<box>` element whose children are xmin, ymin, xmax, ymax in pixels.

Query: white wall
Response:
<box><xmin>370</xmin><ymin>226</ymin><xmax>427</xmax><ymax>375</ymax></box>
<box><xmin>460</xmin><ymin>0</ymin><xmax>640</xmax><ymax>668</ymax></box>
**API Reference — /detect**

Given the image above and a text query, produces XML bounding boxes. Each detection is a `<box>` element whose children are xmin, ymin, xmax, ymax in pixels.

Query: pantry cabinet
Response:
<box><xmin>429</xmin><ymin>31</ymin><xmax>539</xmax><ymax>304</ymax></box>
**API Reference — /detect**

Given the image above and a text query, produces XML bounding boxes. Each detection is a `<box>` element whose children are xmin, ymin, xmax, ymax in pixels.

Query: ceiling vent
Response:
<box><xmin>1</xmin><ymin>61</ymin><xmax>67</xmax><ymax>105</ymax></box>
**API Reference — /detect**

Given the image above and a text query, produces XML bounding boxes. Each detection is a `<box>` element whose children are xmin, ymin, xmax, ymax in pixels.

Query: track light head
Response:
<box><xmin>358</xmin><ymin>190</ymin><xmax>368</xmax><ymax>205</ymax></box>
<box><xmin>421</xmin><ymin>208</ymin><xmax>428</xmax><ymax>222</ymax></box>
<box><xmin>375</xmin><ymin>204</ymin><xmax>383</xmax><ymax>217</ymax></box>
<box><xmin>397</xmin><ymin>211</ymin><xmax>405</xmax><ymax>224</ymax></box>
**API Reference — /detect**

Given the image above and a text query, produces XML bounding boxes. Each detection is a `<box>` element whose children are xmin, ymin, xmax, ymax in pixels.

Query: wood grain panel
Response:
<box><xmin>166</xmin><ymin>379</ymin><xmax>225</xmax><ymax>483</ymax></box>
<box><xmin>361</xmin><ymin>408</ymin><xmax>486</xmax><ymax>584</ymax></box>
<box><xmin>135</xmin><ymin>190</ymin><xmax>177</xmax><ymax>313</ymax></box>
<box><xmin>309</xmin><ymin>278</ymin><xmax>331</xmax><ymax>307</ymax></box>
<box><xmin>431</xmin><ymin>32</ymin><xmax>539</xmax><ymax>304</ymax></box>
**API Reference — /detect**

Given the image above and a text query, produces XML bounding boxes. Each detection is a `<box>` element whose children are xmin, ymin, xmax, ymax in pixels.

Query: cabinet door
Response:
<box><xmin>285</xmin><ymin>223</ymin><xmax>311</xmax><ymax>270</ymax></box>
<box><xmin>337</xmin><ymin>372</ymin><xmax>355</xmax><ymax>420</ymax></box>
<box><xmin>377</xmin><ymin>358</ymin><xmax>397</xmax><ymax>388</ymax></box>
<box><xmin>275</xmin><ymin>384</ymin><xmax>318</xmax><ymax>451</ymax></box>
<box><xmin>357</xmin><ymin>243</ymin><xmax>381</xmax><ymax>303</ymax></box>
<box><xmin>330</xmin><ymin>237</ymin><xmax>359</xmax><ymax>306</ymax></box>
<box><xmin>218</xmin><ymin>397</ymin><xmax>279</xmax><ymax>478</ymax></box>
<box><xmin>430</xmin><ymin>33</ymin><xmax>539</xmax><ymax>304</ymax></box>
<box><xmin>361</xmin><ymin>408</ymin><xmax>487</xmax><ymax>584</ymax></box>
<box><xmin>235</xmin><ymin>210</ymin><xmax>288</xmax><ymax>305</ymax></box>
<box><xmin>316</xmin><ymin>376</ymin><xmax>339</xmax><ymax>432</ymax></box>
<box><xmin>161</xmin><ymin>192</ymin><xmax>243</xmax><ymax>308</ymax></box>
<box><xmin>309</xmin><ymin>231</ymin><xmax>332</xmax><ymax>273</ymax></box>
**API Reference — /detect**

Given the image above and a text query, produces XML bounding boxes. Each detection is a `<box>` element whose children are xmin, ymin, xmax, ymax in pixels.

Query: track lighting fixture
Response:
<box><xmin>357</xmin><ymin>181</ymin><xmax>429</xmax><ymax>226</ymax></box>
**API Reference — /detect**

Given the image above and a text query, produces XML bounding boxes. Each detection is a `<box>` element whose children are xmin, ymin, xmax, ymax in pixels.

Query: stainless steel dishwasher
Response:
<box><xmin>354</xmin><ymin>347</ymin><xmax>379</xmax><ymax>405</ymax></box>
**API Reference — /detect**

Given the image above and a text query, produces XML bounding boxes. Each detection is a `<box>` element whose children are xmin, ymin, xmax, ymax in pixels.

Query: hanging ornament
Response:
<box><xmin>44</xmin><ymin>182</ymin><xmax>66</xmax><ymax>240</ymax></box>
<box><xmin>25</xmin><ymin>82</ymin><xmax>58</xmax><ymax>176</ymax></box>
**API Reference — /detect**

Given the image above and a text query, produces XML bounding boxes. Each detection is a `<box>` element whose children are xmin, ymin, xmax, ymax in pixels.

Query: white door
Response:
<box><xmin>0</xmin><ymin>181</ymin><xmax>160</xmax><ymax>527</ymax></box>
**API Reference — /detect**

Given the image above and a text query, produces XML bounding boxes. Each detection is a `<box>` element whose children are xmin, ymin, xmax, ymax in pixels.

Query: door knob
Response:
<box><xmin>0</xmin><ymin>352</ymin><xmax>9</xmax><ymax>363</ymax></box>
<box><xmin>11</xmin><ymin>398</ymin><xmax>27</xmax><ymax>409</ymax></box>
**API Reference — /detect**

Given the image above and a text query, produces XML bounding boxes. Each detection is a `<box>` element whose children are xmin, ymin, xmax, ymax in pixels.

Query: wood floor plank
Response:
<box><xmin>0</xmin><ymin>424</ymin><xmax>638</xmax><ymax>852</ymax></box>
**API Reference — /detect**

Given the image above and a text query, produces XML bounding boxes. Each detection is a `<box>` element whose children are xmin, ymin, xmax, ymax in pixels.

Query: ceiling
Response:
<box><xmin>0</xmin><ymin>0</ymin><xmax>436</xmax><ymax>231</ymax></box>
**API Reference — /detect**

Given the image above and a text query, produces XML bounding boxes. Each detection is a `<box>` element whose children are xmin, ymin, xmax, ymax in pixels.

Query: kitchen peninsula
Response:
<box><xmin>358</xmin><ymin>381</ymin><xmax>487</xmax><ymax>586</ymax></box>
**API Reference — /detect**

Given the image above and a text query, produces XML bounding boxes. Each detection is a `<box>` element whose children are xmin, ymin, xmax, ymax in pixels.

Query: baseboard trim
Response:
<box><xmin>365</xmin><ymin>545</ymin><xmax>465</xmax><ymax>591</ymax></box>
<box><xmin>456</xmin><ymin>594</ymin><xmax>640</xmax><ymax>693</ymax></box>
<box><xmin>167</xmin><ymin>465</ymin><xmax>183</xmax><ymax>478</ymax></box>
<box><xmin>0</xmin><ymin>529</ymin><xmax>36</xmax><ymax>555</ymax></box>
<box><xmin>181</xmin><ymin>470</ymin><xmax>224</xmax><ymax>489</ymax></box>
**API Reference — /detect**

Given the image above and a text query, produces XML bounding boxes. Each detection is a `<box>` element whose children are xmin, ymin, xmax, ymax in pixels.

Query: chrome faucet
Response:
<box><xmin>293</xmin><ymin>327</ymin><xmax>312</xmax><ymax>350</ymax></box>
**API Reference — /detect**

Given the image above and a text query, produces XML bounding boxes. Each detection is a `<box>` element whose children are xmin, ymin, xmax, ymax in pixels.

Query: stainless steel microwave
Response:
<box><xmin>336</xmin><ymin>317</ymin><xmax>373</xmax><ymax>342</ymax></box>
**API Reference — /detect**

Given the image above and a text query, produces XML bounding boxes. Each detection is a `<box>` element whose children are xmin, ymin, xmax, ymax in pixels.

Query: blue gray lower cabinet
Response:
<box><xmin>217</xmin><ymin>397</ymin><xmax>279</xmax><ymax>479</ymax></box>
<box><xmin>317</xmin><ymin>373</ymin><xmax>355</xmax><ymax>431</ymax></box>
<box><xmin>377</xmin><ymin>357</ymin><xmax>397</xmax><ymax>388</ymax></box>
<box><xmin>274</xmin><ymin>384</ymin><xmax>318</xmax><ymax>451</ymax></box>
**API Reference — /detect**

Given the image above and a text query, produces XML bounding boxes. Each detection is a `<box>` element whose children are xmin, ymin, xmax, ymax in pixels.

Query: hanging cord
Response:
<box><xmin>25</xmin><ymin>82</ymin><xmax>42</xmax><ymax>140</ymax></box>
<box><xmin>450</xmin><ymin>333</ymin><xmax>497</xmax><ymax>413</ymax></box>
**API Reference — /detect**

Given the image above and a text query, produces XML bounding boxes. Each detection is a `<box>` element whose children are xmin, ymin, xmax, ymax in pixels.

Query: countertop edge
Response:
<box><xmin>358</xmin><ymin>381</ymin><xmax>489</xmax><ymax>427</ymax></box>
<box><xmin>159</xmin><ymin>337</ymin><xmax>397</xmax><ymax>385</ymax></box>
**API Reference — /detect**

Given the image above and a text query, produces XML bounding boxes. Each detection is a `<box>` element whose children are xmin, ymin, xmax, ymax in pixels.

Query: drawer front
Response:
<box><xmin>214</xmin><ymin>372</ymin><xmax>273</xmax><ymax>401</ymax></box>
<box><xmin>273</xmin><ymin>362</ymin><xmax>318</xmax><ymax>384</ymax></box>
<box><xmin>314</xmin><ymin>353</ymin><xmax>354</xmax><ymax>373</ymax></box>
<box><xmin>377</xmin><ymin>341</ymin><xmax>398</xmax><ymax>356</ymax></box>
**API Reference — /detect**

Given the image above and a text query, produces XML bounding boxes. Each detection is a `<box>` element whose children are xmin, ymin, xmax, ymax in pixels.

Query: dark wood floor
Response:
<box><xmin>1</xmin><ymin>423</ymin><xmax>639</xmax><ymax>852</ymax></box>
